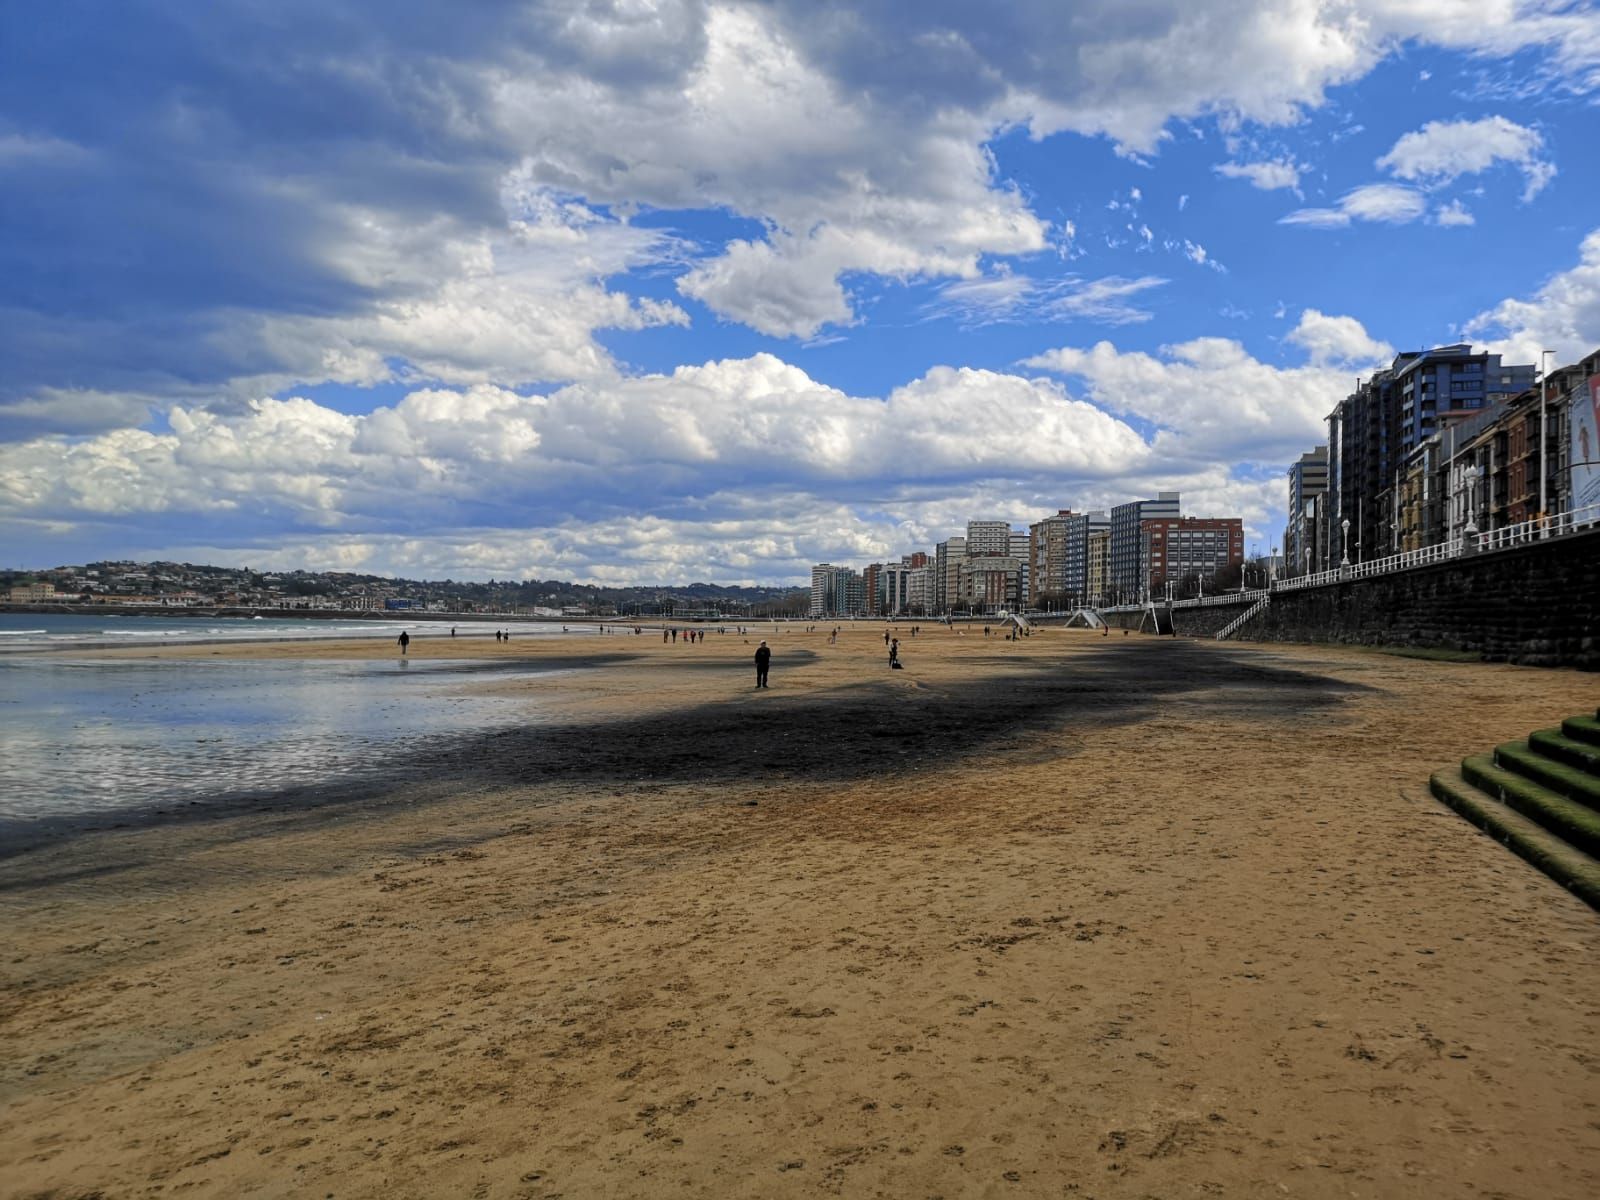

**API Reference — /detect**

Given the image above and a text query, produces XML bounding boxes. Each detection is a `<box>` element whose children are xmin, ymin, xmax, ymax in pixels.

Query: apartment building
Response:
<box><xmin>957</xmin><ymin>555</ymin><xmax>1023</xmax><ymax>612</ymax></box>
<box><xmin>1286</xmin><ymin>446</ymin><xmax>1328</xmax><ymax>576</ymax></box>
<box><xmin>1028</xmin><ymin>511</ymin><xmax>1073</xmax><ymax>605</ymax></box>
<box><xmin>880</xmin><ymin>562</ymin><xmax>912</xmax><ymax>616</ymax></box>
<box><xmin>1141</xmin><ymin>518</ymin><xmax>1244</xmax><ymax>594</ymax></box>
<box><xmin>935</xmin><ymin>536</ymin><xmax>966</xmax><ymax>613</ymax></box>
<box><xmin>1109</xmin><ymin>492</ymin><xmax>1180</xmax><ymax>600</ymax></box>
<box><xmin>1086</xmin><ymin>529</ymin><xmax>1109</xmax><ymax>605</ymax></box>
<box><xmin>906</xmin><ymin>565</ymin><xmax>936</xmax><ymax>614</ymax></box>
<box><xmin>809</xmin><ymin>564</ymin><xmax>864</xmax><ymax>617</ymax></box>
<box><xmin>1328</xmin><ymin>344</ymin><xmax>1533</xmax><ymax>566</ymax></box>
<box><xmin>965</xmin><ymin>520</ymin><xmax>1012</xmax><ymax>557</ymax></box>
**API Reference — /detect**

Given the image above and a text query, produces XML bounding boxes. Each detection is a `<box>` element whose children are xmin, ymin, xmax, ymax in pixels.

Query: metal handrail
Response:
<box><xmin>1217</xmin><ymin>593</ymin><xmax>1270</xmax><ymax>640</ymax></box>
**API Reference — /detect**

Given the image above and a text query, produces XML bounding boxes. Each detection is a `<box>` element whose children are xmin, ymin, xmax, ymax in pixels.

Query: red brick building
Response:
<box><xmin>1141</xmin><ymin>517</ymin><xmax>1244</xmax><ymax>594</ymax></box>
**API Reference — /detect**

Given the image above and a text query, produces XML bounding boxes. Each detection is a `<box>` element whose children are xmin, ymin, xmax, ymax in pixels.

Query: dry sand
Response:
<box><xmin>2</xmin><ymin>626</ymin><xmax>1598</xmax><ymax>1199</ymax></box>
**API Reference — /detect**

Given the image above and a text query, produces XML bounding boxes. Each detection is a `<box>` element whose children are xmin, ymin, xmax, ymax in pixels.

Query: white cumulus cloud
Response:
<box><xmin>1023</xmin><ymin>332</ymin><xmax>1375</xmax><ymax>465</ymax></box>
<box><xmin>1280</xmin><ymin>182</ymin><xmax>1428</xmax><ymax>227</ymax></box>
<box><xmin>1215</xmin><ymin>159</ymin><xmax>1303</xmax><ymax>191</ymax></box>
<box><xmin>0</xmin><ymin>355</ymin><xmax>1152</xmax><ymax>560</ymax></box>
<box><xmin>1286</xmin><ymin>310</ymin><xmax>1396</xmax><ymax>366</ymax></box>
<box><xmin>1464</xmin><ymin>227</ymin><xmax>1600</xmax><ymax>364</ymax></box>
<box><xmin>1377</xmin><ymin>115</ymin><xmax>1555</xmax><ymax>201</ymax></box>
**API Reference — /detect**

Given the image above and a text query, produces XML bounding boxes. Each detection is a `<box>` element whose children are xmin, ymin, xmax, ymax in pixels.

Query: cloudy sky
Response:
<box><xmin>4</xmin><ymin>1</ymin><xmax>1599</xmax><ymax>584</ymax></box>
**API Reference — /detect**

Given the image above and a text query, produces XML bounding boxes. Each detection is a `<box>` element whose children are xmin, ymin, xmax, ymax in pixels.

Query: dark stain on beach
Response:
<box><xmin>410</xmin><ymin>640</ymin><xmax>1366</xmax><ymax>787</ymax></box>
<box><xmin>0</xmin><ymin>641</ymin><xmax>1365</xmax><ymax>871</ymax></box>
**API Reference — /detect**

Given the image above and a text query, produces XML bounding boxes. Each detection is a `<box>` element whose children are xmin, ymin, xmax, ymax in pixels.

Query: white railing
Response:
<box><xmin>1101</xmin><ymin>499</ymin><xmax>1599</xmax><ymax>619</ymax></box>
<box><xmin>1217</xmin><ymin>593</ymin><xmax>1270</xmax><ymax>641</ymax></box>
<box><xmin>1171</xmin><ymin>588</ymin><xmax>1269</xmax><ymax>610</ymax></box>
<box><xmin>1276</xmin><ymin>500</ymin><xmax>1600</xmax><ymax>593</ymax></box>
<box><xmin>1275</xmin><ymin>538</ymin><xmax>1463</xmax><ymax>591</ymax></box>
<box><xmin>1475</xmin><ymin>501</ymin><xmax>1600</xmax><ymax>553</ymax></box>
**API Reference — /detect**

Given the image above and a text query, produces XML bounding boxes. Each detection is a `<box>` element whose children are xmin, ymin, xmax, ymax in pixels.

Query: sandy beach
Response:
<box><xmin>2</xmin><ymin>626</ymin><xmax>1598</xmax><ymax>1198</ymax></box>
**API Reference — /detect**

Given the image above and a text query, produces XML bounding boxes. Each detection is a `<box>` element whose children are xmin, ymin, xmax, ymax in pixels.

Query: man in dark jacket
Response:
<box><xmin>754</xmin><ymin>640</ymin><xmax>771</xmax><ymax>688</ymax></box>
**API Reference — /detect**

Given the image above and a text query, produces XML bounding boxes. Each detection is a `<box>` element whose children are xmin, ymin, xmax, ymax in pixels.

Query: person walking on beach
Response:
<box><xmin>754</xmin><ymin>640</ymin><xmax>771</xmax><ymax>688</ymax></box>
<box><xmin>397</xmin><ymin>630</ymin><xmax>410</xmax><ymax>655</ymax></box>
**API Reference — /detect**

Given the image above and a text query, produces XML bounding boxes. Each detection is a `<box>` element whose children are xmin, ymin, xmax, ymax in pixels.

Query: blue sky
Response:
<box><xmin>3</xmin><ymin>1</ymin><xmax>1599</xmax><ymax>583</ymax></box>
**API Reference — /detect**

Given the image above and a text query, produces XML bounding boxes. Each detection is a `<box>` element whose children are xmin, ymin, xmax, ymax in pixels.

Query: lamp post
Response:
<box><xmin>1340</xmin><ymin>518</ymin><xmax>1350</xmax><ymax>568</ymax></box>
<box><xmin>1463</xmin><ymin>472</ymin><xmax>1479</xmax><ymax>552</ymax></box>
<box><xmin>1539</xmin><ymin>349</ymin><xmax>1553</xmax><ymax>528</ymax></box>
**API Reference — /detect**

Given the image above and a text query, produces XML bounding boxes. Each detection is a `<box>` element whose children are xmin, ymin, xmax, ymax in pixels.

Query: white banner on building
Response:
<box><xmin>1574</xmin><ymin>375</ymin><xmax>1600</xmax><ymax>510</ymax></box>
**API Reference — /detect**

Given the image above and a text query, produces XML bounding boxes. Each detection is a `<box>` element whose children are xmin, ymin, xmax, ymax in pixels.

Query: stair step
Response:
<box><xmin>1562</xmin><ymin>714</ymin><xmax>1600</xmax><ymax>748</ymax></box>
<box><xmin>1495</xmin><ymin>742</ymin><xmax>1600</xmax><ymax>812</ymax></box>
<box><xmin>1530</xmin><ymin>728</ymin><xmax>1600</xmax><ymax>773</ymax></box>
<box><xmin>1430</xmin><ymin>768</ymin><xmax>1600</xmax><ymax>910</ymax></box>
<box><xmin>1461</xmin><ymin>756</ymin><xmax>1600</xmax><ymax>858</ymax></box>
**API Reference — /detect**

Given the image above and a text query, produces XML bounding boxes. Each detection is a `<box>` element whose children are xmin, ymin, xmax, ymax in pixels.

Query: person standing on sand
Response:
<box><xmin>754</xmin><ymin>640</ymin><xmax>771</xmax><ymax>688</ymax></box>
<box><xmin>397</xmin><ymin>631</ymin><xmax>410</xmax><ymax>655</ymax></box>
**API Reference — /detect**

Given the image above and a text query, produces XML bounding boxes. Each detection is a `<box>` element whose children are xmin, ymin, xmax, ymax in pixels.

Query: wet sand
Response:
<box><xmin>2</xmin><ymin>627</ymin><xmax>1598</xmax><ymax>1198</ymax></box>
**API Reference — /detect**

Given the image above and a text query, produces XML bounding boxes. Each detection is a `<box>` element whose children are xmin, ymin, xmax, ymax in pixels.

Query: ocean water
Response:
<box><xmin>0</xmin><ymin>611</ymin><xmax>592</xmax><ymax>651</ymax></box>
<box><xmin>0</xmin><ymin>654</ymin><xmax>564</xmax><ymax>833</ymax></box>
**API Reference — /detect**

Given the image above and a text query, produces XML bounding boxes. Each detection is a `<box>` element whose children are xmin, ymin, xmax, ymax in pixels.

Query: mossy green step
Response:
<box><xmin>1461</xmin><ymin>756</ymin><xmax>1600</xmax><ymax>858</ymax></box>
<box><xmin>1530</xmin><ymin>728</ymin><xmax>1600</xmax><ymax>773</ymax></box>
<box><xmin>1561</xmin><ymin>714</ymin><xmax>1600</xmax><ymax>748</ymax></box>
<box><xmin>1495</xmin><ymin>741</ymin><xmax>1600</xmax><ymax>812</ymax></box>
<box><xmin>1429</xmin><ymin>768</ymin><xmax>1600</xmax><ymax>911</ymax></box>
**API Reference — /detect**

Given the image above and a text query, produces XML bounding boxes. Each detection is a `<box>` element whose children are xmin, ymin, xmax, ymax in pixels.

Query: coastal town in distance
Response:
<box><xmin>9</xmin><ymin>341</ymin><xmax>1597</xmax><ymax>623</ymax></box>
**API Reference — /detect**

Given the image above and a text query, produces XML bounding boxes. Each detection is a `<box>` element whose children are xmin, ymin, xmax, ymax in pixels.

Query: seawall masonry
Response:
<box><xmin>1118</xmin><ymin>526</ymin><xmax>1599</xmax><ymax>670</ymax></box>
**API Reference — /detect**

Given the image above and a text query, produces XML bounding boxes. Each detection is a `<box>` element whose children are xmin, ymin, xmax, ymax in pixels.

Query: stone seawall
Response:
<box><xmin>1235</xmin><ymin>527</ymin><xmax>1600</xmax><ymax>669</ymax></box>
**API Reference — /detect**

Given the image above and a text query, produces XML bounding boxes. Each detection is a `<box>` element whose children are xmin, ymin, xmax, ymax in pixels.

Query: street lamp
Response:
<box><xmin>1340</xmin><ymin>518</ymin><xmax>1350</xmax><ymax>567</ymax></box>
<box><xmin>1539</xmin><ymin>349</ymin><xmax>1554</xmax><ymax>527</ymax></box>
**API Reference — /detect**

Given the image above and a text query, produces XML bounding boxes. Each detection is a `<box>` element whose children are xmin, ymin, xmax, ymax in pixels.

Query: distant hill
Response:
<box><xmin>2</xmin><ymin>560</ymin><xmax>811</xmax><ymax>615</ymax></box>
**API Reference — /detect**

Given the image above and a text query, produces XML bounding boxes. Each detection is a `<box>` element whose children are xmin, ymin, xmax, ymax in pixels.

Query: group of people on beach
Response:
<box><xmin>397</xmin><ymin>628</ymin><xmax>513</xmax><ymax>654</ymax></box>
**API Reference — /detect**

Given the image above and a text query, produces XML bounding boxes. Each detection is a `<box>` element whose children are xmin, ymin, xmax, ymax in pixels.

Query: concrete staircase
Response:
<box><xmin>1430</xmin><ymin>710</ymin><xmax>1600</xmax><ymax>910</ymax></box>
